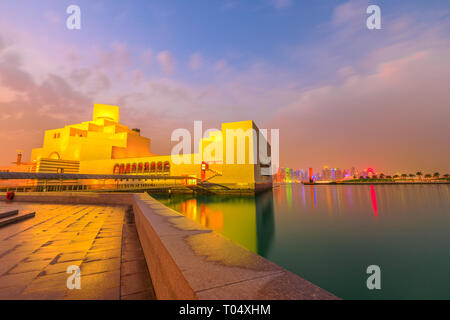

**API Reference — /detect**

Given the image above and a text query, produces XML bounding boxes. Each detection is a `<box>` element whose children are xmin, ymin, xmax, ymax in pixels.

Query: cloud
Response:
<box><xmin>157</xmin><ymin>51</ymin><xmax>175</xmax><ymax>75</ymax></box>
<box><xmin>188</xmin><ymin>53</ymin><xmax>203</xmax><ymax>71</ymax></box>
<box><xmin>214</xmin><ymin>59</ymin><xmax>229</xmax><ymax>72</ymax></box>
<box><xmin>44</xmin><ymin>11</ymin><xmax>62</xmax><ymax>25</ymax></box>
<box><xmin>94</xmin><ymin>42</ymin><xmax>131</xmax><ymax>71</ymax></box>
<box><xmin>274</xmin><ymin>47</ymin><xmax>450</xmax><ymax>173</ymax></box>
<box><xmin>61</xmin><ymin>46</ymin><xmax>81</xmax><ymax>64</ymax></box>
<box><xmin>0</xmin><ymin>2</ymin><xmax>448</xmax><ymax>173</ymax></box>
<box><xmin>69</xmin><ymin>68</ymin><xmax>91</xmax><ymax>86</ymax></box>
<box><xmin>332</xmin><ymin>0</ymin><xmax>366</xmax><ymax>27</ymax></box>
<box><xmin>0</xmin><ymin>52</ymin><xmax>35</xmax><ymax>91</ymax></box>
<box><xmin>271</xmin><ymin>0</ymin><xmax>292</xmax><ymax>9</ymax></box>
<box><xmin>141</xmin><ymin>49</ymin><xmax>153</xmax><ymax>67</ymax></box>
<box><xmin>0</xmin><ymin>35</ymin><xmax>6</xmax><ymax>52</ymax></box>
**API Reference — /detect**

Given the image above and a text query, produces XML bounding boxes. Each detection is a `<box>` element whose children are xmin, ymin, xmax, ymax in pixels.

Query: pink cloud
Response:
<box><xmin>141</xmin><ymin>49</ymin><xmax>153</xmax><ymax>67</ymax></box>
<box><xmin>188</xmin><ymin>53</ymin><xmax>203</xmax><ymax>71</ymax></box>
<box><xmin>94</xmin><ymin>42</ymin><xmax>131</xmax><ymax>70</ymax></box>
<box><xmin>44</xmin><ymin>11</ymin><xmax>62</xmax><ymax>25</ymax></box>
<box><xmin>157</xmin><ymin>51</ymin><xmax>175</xmax><ymax>75</ymax></box>
<box><xmin>274</xmin><ymin>48</ymin><xmax>450</xmax><ymax>173</ymax></box>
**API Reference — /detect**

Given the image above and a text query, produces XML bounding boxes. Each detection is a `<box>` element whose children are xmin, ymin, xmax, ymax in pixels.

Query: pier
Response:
<box><xmin>0</xmin><ymin>172</ymin><xmax>264</xmax><ymax>195</ymax></box>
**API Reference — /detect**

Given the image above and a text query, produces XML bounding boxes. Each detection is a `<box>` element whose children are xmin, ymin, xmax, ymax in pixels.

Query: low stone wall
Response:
<box><xmin>1</xmin><ymin>192</ymin><xmax>339</xmax><ymax>300</ymax></box>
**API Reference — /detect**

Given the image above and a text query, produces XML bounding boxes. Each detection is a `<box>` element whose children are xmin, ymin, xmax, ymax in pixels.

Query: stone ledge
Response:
<box><xmin>1</xmin><ymin>192</ymin><xmax>339</xmax><ymax>300</ymax></box>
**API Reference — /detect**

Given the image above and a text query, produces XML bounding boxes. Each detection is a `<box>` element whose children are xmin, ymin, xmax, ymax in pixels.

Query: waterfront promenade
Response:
<box><xmin>0</xmin><ymin>202</ymin><xmax>155</xmax><ymax>299</ymax></box>
<box><xmin>0</xmin><ymin>192</ymin><xmax>338</xmax><ymax>300</ymax></box>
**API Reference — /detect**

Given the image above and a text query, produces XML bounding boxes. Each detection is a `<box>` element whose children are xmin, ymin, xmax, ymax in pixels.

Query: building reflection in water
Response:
<box><xmin>286</xmin><ymin>184</ymin><xmax>293</xmax><ymax>209</ymax></box>
<box><xmin>301</xmin><ymin>185</ymin><xmax>306</xmax><ymax>209</ymax></box>
<box><xmin>345</xmin><ymin>187</ymin><xmax>353</xmax><ymax>207</ymax></box>
<box><xmin>370</xmin><ymin>185</ymin><xmax>379</xmax><ymax>218</ymax></box>
<box><xmin>152</xmin><ymin>184</ymin><xmax>450</xmax><ymax>299</ymax></box>
<box><xmin>255</xmin><ymin>190</ymin><xmax>275</xmax><ymax>256</ymax></box>
<box><xmin>180</xmin><ymin>199</ymin><xmax>197</xmax><ymax>221</ymax></box>
<box><xmin>154</xmin><ymin>192</ymin><xmax>275</xmax><ymax>254</ymax></box>
<box><xmin>171</xmin><ymin>184</ymin><xmax>383</xmax><ymax>252</ymax></box>
<box><xmin>312</xmin><ymin>186</ymin><xmax>317</xmax><ymax>207</ymax></box>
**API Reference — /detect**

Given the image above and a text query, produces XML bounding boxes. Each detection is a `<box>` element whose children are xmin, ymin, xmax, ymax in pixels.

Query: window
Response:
<box><xmin>163</xmin><ymin>161</ymin><xmax>170</xmax><ymax>172</ymax></box>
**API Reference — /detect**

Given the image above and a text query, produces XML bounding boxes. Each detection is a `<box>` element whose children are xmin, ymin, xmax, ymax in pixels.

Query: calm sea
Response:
<box><xmin>150</xmin><ymin>184</ymin><xmax>450</xmax><ymax>299</ymax></box>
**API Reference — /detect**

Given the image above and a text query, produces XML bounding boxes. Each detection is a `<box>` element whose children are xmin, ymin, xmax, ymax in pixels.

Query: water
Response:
<box><xmin>150</xmin><ymin>184</ymin><xmax>450</xmax><ymax>299</ymax></box>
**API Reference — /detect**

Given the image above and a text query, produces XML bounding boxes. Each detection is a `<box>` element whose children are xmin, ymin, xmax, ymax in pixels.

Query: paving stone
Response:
<box><xmin>84</xmin><ymin>249</ymin><xmax>121</xmax><ymax>262</ymax></box>
<box><xmin>21</xmin><ymin>288</ymin><xmax>66</xmax><ymax>300</ymax></box>
<box><xmin>7</xmin><ymin>260</ymin><xmax>50</xmax><ymax>274</ymax></box>
<box><xmin>0</xmin><ymin>202</ymin><xmax>154</xmax><ymax>300</ymax></box>
<box><xmin>121</xmin><ymin>259</ymin><xmax>148</xmax><ymax>276</ymax></box>
<box><xmin>41</xmin><ymin>260</ymin><xmax>83</xmax><ymax>275</ymax></box>
<box><xmin>120</xmin><ymin>272</ymin><xmax>153</xmax><ymax>297</ymax></box>
<box><xmin>64</xmin><ymin>286</ymin><xmax>120</xmax><ymax>300</ymax></box>
<box><xmin>0</xmin><ymin>270</ymin><xmax>40</xmax><ymax>289</ymax></box>
<box><xmin>0</xmin><ymin>286</ymin><xmax>26</xmax><ymax>299</ymax></box>
<box><xmin>80</xmin><ymin>258</ymin><xmax>121</xmax><ymax>275</ymax></box>
<box><xmin>121</xmin><ymin>289</ymin><xmax>156</xmax><ymax>300</ymax></box>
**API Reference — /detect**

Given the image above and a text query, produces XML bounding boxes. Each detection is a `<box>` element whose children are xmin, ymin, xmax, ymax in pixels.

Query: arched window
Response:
<box><xmin>150</xmin><ymin>162</ymin><xmax>156</xmax><ymax>172</ymax></box>
<box><xmin>138</xmin><ymin>163</ymin><xmax>143</xmax><ymax>173</ymax></box>
<box><xmin>126</xmin><ymin>163</ymin><xmax>131</xmax><ymax>174</ymax></box>
<box><xmin>144</xmin><ymin>162</ymin><xmax>150</xmax><ymax>172</ymax></box>
<box><xmin>48</xmin><ymin>152</ymin><xmax>61</xmax><ymax>160</ymax></box>
<box><xmin>163</xmin><ymin>161</ymin><xmax>170</xmax><ymax>172</ymax></box>
<box><xmin>157</xmin><ymin>161</ymin><xmax>163</xmax><ymax>172</ymax></box>
<box><xmin>131</xmin><ymin>163</ymin><xmax>137</xmax><ymax>173</ymax></box>
<box><xmin>119</xmin><ymin>164</ymin><xmax>125</xmax><ymax>174</ymax></box>
<box><xmin>113</xmin><ymin>164</ymin><xmax>120</xmax><ymax>174</ymax></box>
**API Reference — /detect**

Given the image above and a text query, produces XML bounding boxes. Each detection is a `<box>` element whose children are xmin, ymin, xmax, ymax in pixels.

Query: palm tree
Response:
<box><xmin>409</xmin><ymin>174</ymin><xmax>415</xmax><ymax>178</ymax></box>
<box><xmin>416</xmin><ymin>171</ymin><xmax>423</xmax><ymax>180</ymax></box>
<box><xmin>425</xmin><ymin>173</ymin><xmax>432</xmax><ymax>179</ymax></box>
<box><xmin>379</xmin><ymin>173</ymin><xmax>385</xmax><ymax>179</ymax></box>
<box><xmin>401</xmin><ymin>173</ymin><xmax>407</xmax><ymax>179</ymax></box>
<box><xmin>393</xmin><ymin>174</ymin><xmax>399</xmax><ymax>179</ymax></box>
<box><xmin>433</xmin><ymin>172</ymin><xmax>440</xmax><ymax>178</ymax></box>
<box><xmin>386</xmin><ymin>175</ymin><xmax>392</xmax><ymax>179</ymax></box>
<box><xmin>444</xmin><ymin>174</ymin><xmax>449</xmax><ymax>178</ymax></box>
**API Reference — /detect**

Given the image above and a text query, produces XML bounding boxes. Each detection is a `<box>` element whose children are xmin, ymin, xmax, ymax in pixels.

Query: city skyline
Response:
<box><xmin>0</xmin><ymin>0</ymin><xmax>449</xmax><ymax>173</ymax></box>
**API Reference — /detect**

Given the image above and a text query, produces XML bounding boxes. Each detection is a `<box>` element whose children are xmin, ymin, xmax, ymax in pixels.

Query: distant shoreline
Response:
<box><xmin>302</xmin><ymin>181</ymin><xmax>450</xmax><ymax>185</ymax></box>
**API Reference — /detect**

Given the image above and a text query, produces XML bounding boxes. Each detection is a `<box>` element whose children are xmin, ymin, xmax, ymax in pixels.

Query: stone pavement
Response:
<box><xmin>0</xmin><ymin>201</ymin><xmax>155</xmax><ymax>300</ymax></box>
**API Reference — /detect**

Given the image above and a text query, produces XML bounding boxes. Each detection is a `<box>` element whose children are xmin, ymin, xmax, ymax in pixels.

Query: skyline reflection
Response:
<box><xmin>151</xmin><ymin>183</ymin><xmax>450</xmax><ymax>299</ymax></box>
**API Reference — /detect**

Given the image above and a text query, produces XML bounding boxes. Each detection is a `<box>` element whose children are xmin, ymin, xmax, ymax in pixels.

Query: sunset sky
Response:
<box><xmin>0</xmin><ymin>0</ymin><xmax>449</xmax><ymax>174</ymax></box>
